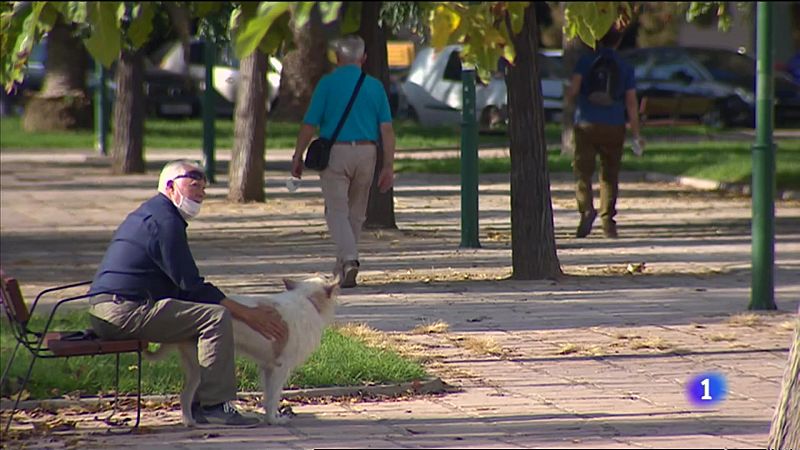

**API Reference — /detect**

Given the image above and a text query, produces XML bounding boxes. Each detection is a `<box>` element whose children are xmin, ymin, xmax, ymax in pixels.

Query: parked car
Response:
<box><xmin>620</xmin><ymin>46</ymin><xmax>800</xmax><ymax>127</ymax></box>
<box><xmin>89</xmin><ymin>59</ymin><xmax>198</xmax><ymax>119</ymax></box>
<box><xmin>2</xmin><ymin>40</ymin><xmax>197</xmax><ymax>119</ymax></box>
<box><xmin>400</xmin><ymin>45</ymin><xmax>565</xmax><ymax>130</ymax></box>
<box><xmin>156</xmin><ymin>39</ymin><xmax>282</xmax><ymax>117</ymax></box>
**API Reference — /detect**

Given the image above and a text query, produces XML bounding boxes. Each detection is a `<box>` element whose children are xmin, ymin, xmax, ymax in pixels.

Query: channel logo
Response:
<box><xmin>686</xmin><ymin>372</ymin><xmax>727</xmax><ymax>406</ymax></box>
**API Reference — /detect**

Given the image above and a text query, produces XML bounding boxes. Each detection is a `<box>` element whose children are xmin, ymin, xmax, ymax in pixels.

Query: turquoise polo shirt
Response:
<box><xmin>573</xmin><ymin>48</ymin><xmax>636</xmax><ymax>126</ymax></box>
<box><xmin>303</xmin><ymin>65</ymin><xmax>392</xmax><ymax>142</ymax></box>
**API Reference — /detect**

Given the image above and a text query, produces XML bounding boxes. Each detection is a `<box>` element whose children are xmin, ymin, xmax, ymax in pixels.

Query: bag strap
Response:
<box><xmin>329</xmin><ymin>71</ymin><xmax>367</xmax><ymax>143</ymax></box>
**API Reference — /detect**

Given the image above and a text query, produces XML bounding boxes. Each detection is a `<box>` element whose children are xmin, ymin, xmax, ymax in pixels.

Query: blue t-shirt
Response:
<box><xmin>303</xmin><ymin>65</ymin><xmax>392</xmax><ymax>141</ymax></box>
<box><xmin>573</xmin><ymin>48</ymin><xmax>636</xmax><ymax>125</ymax></box>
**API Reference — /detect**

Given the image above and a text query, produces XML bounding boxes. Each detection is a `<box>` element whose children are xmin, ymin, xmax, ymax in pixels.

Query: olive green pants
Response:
<box><xmin>89</xmin><ymin>297</ymin><xmax>236</xmax><ymax>407</ymax></box>
<box><xmin>573</xmin><ymin>123</ymin><xmax>626</xmax><ymax>225</ymax></box>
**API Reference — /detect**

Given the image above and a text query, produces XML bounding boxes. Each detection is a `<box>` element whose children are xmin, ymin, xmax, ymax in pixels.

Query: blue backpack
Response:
<box><xmin>585</xmin><ymin>52</ymin><xmax>622</xmax><ymax>106</ymax></box>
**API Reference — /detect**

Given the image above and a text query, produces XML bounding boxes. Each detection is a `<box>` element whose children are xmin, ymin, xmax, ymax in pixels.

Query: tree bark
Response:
<box><xmin>228</xmin><ymin>51</ymin><xmax>267</xmax><ymax>203</ymax></box>
<box><xmin>111</xmin><ymin>49</ymin><xmax>145</xmax><ymax>174</ymax></box>
<box><xmin>270</xmin><ymin>7</ymin><xmax>331</xmax><ymax>121</ymax></box>
<box><xmin>359</xmin><ymin>1</ymin><xmax>397</xmax><ymax>230</ymax></box>
<box><xmin>559</xmin><ymin>2</ymin><xmax>590</xmax><ymax>157</ymax></box>
<box><xmin>767</xmin><ymin>308</ymin><xmax>800</xmax><ymax>449</ymax></box>
<box><xmin>22</xmin><ymin>19</ymin><xmax>92</xmax><ymax>132</ymax></box>
<box><xmin>506</xmin><ymin>4</ymin><xmax>563</xmax><ymax>280</ymax></box>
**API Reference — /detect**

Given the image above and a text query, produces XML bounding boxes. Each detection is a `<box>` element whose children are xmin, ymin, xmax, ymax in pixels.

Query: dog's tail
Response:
<box><xmin>143</xmin><ymin>343</ymin><xmax>175</xmax><ymax>361</ymax></box>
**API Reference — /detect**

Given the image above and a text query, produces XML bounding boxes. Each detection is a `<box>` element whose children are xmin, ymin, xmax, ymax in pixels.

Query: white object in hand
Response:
<box><xmin>631</xmin><ymin>137</ymin><xmax>644</xmax><ymax>157</ymax></box>
<box><xmin>286</xmin><ymin>177</ymin><xmax>301</xmax><ymax>192</ymax></box>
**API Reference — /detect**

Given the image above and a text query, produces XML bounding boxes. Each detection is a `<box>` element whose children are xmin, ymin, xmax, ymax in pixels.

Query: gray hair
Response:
<box><xmin>158</xmin><ymin>159</ymin><xmax>204</xmax><ymax>193</ymax></box>
<box><xmin>332</xmin><ymin>35</ymin><xmax>365</xmax><ymax>64</ymax></box>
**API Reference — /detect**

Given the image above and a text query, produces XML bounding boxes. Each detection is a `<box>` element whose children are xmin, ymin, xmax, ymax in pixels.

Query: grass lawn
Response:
<box><xmin>0</xmin><ymin>312</ymin><xmax>427</xmax><ymax>400</ymax></box>
<box><xmin>0</xmin><ymin>117</ymin><xmax>513</xmax><ymax>150</ymax></box>
<box><xmin>2</xmin><ymin>116</ymin><xmax>798</xmax><ymax>190</ymax></box>
<box><xmin>395</xmin><ymin>139</ymin><xmax>800</xmax><ymax>191</ymax></box>
<box><xmin>1</xmin><ymin>116</ymin><xmax>723</xmax><ymax>151</ymax></box>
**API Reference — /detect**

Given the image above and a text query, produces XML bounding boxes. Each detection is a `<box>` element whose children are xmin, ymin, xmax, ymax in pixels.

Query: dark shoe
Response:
<box><xmin>194</xmin><ymin>401</ymin><xmax>260</xmax><ymax>427</ymax></box>
<box><xmin>603</xmin><ymin>221</ymin><xmax>618</xmax><ymax>238</ymax></box>
<box><xmin>191</xmin><ymin>402</ymin><xmax>205</xmax><ymax>424</ymax></box>
<box><xmin>341</xmin><ymin>260</ymin><xmax>359</xmax><ymax>288</ymax></box>
<box><xmin>575</xmin><ymin>210</ymin><xmax>597</xmax><ymax>238</ymax></box>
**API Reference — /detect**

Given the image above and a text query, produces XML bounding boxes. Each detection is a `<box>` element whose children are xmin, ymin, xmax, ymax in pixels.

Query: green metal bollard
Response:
<box><xmin>202</xmin><ymin>38</ymin><xmax>216</xmax><ymax>183</ymax></box>
<box><xmin>94</xmin><ymin>61</ymin><xmax>108</xmax><ymax>156</ymax></box>
<box><xmin>460</xmin><ymin>67</ymin><xmax>480</xmax><ymax>248</ymax></box>
<box><xmin>749</xmin><ymin>1</ymin><xmax>777</xmax><ymax>310</ymax></box>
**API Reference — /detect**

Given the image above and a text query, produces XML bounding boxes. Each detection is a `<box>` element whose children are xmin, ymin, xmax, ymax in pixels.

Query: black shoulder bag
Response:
<box><xmin>304</xmin><ymin>72</ymin><xmax>367</xmax><ymax>171</ymax></box>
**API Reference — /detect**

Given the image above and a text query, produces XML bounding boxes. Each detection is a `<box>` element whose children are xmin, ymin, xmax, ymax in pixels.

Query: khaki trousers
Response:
<box><xmin>89</xmin><ymin>297</ymin><xmax>236</xmax><ymax>407</ymax></box>
<box><xmin>319</xmin><ymin>143</ymin><xmax>377</xmax><ymax>272</ymax></box>
<box><xmin>573</xmin><ymin>123</ymin><xmax>626</xmax><ymax>225</ymax></box>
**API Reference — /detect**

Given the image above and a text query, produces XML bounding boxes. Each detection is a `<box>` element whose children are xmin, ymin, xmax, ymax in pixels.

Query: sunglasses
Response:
<box><xmin>172</xmin><ymin>170</ymin><xmax>207</xmax><ymax>183</ymax></box>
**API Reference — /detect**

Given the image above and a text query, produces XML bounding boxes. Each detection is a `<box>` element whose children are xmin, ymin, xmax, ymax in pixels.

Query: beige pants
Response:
<box><xmin>320</xmin><ymin>143</ymin><xmax>377</xmax><ymax>272</ymax></box>
<box><xmin>89</xmin><ymin>297</ymin><xmax>236</xmax><ymax>407</ymax></box>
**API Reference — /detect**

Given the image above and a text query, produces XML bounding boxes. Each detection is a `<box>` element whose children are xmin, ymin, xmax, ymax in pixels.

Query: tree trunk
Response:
<box><xmin>22</xmin><ymin>19</ymin><xmax>92</xmax><ymax>132</ymax></box>
<box><xmin>767</xmin><ymin>308</ymin><xmax>800</xmax><ymax>449</ymax></box>
<box><xmin>506</xmin><ymin>4</ymin><xmax>562</xmax><ymax>280</ymax></box>
<box><xmin>228</xmin><ymin>52</ymin><xmax>267</xmax><ymax>203</ymax></box>
<box><xmin>359</xmin><ymin>1</ymin><xmax>397</xmax><ymax>230</ymax></box>
<box><xmin>559</xmin><ymin>2</ymin><xmax>590</xmax><ymax>157</ymax></box>
<box><xmin>270</xmin><ymin>7</ymin><xmax>331</xmax><ymax>121</ymax></box>
<box><xmin>111</xmin><ymin>49</ymin><xmax>145</xmax><ymax>174</ymax></box>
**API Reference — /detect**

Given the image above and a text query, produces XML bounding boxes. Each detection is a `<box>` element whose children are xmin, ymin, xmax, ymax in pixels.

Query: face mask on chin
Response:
<box><xmin>171</xmin><ymin>183</ymin><xmax>202</xmax><ymax>220</ymax></box>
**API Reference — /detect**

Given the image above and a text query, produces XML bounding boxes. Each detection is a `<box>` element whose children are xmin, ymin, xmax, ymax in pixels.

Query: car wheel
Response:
<box><xmin>702</xmin><ymin>103</ymin><xmax>726</xmax><ymax>128</ymax></box>
<box><xmin>407</xmin><ymin>105</ymin><xmax>419</xmax><ymax>123</ymax></box>
<box><xmin>479</xmin><ymin>106</ymin><xmax>505</xmax><ymax>133</ymax></box>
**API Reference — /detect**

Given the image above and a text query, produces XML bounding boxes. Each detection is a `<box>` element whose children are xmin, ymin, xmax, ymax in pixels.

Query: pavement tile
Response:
<box><xmin>1</xmin><ymin>150</ymin><xmax>798</xmax><ymax>449</ymax></box>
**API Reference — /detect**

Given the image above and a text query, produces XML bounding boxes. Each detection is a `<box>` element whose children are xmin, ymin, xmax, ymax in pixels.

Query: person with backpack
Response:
<box><xmin>564</xmin><ymin>26</ymin><xmax>644</xmax><ymax>238</ymax></box>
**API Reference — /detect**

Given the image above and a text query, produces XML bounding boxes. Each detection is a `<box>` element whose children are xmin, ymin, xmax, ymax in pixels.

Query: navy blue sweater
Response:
<box><xmin>89</xmin><ymin>194</ymin><xmax>225</xmax><ymax>304</ymax></box>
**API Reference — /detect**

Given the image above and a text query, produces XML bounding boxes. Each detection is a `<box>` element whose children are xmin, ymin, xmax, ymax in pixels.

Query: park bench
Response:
<box><xmin>0</xmin><ymin>269</ymin><xmax>146</xmax><ymax>433</ymax></box>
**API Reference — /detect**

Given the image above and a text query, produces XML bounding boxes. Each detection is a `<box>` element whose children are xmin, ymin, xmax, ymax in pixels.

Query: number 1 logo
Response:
<box><xmin>687</xmin><ymin>373</ymin><xmax>726</xmax><ymax>406</ymax></box>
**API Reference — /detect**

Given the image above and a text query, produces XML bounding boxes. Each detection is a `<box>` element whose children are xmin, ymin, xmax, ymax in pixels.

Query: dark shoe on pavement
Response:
<box><xmin>194</xmin><ymin>401</ymin><xmax>260</xmax><ymax>427</ymax></box>
<box><xmin>191</xmin><ymin>402</ymin><xmax>205</xmax><ymax>424</ymax></box>
<box><xmin>603</xmin><ymin>221</ymin><xmax>618</xmax><ymax>238</ymax></box>
<box><xmin>341</xmin><ymin>260</ymin><xmax>359</xmax><ymax>288</ymax></box>
<box><xmin>575</xmin><ymin>210</ymin><xmax>597</xmax><ymax>238</ymax></box>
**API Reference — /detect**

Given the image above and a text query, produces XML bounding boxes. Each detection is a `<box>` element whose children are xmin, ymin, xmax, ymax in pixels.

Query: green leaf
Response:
<box><xmin>257</xmin><ymin>11</ymin><xmax>291</xmax><ymax>55</ymax></box>
<box><xmin>563</xmin><ymin>2</ymin><xmax>625</xmax><ymax>48</ymax></box>
<box><xmin>1</xmin><ymin>2</ymin><xmax>44</xmax><ymax>90</ymax></box>
<box><xmin>430</xmin><ymin>4</ymin><xmax>460</xmax><ymax>50</ymax></box>
<box><xmin>318</xmin><ymin>1</ymin><xmax>342</xmax><ymax>24</ymax></box>
<box><xmin>64</xmin><ymin>2</ymin><xmax>88</xmax><ymax>23</ymax></box>
<box><xmin>292</xmin><ymin>2</ymin><xmax>315</xmax><ymax>29</ymax></box>
<box><xmin>506</xmin><ymin>2</ymin><xmax>528</xmax><ymax>35</ymax></box>
<box><xmin>339</xmin><ymin>2</ymin><xmax>361</xmax><ymax>35</ymax></box>
<box><xmin>127</xmin><ymin>2</ymin><xmax>155</xmax><ymax>49</ymax></box>
<box><xmin>83</xmin><ymin>2</ymin><xmax>121</xmax><ymax>68</ymax></box>
<box><xmin>18</xmin><ymin>2</ymin><xmax>45</xmax><ymax>58</ymax></box>
<box><xmin>234</xmin><ymin>2</ymin><xmax>290</xmax><ymax>59</ymax></box>
<box><xmin>38</xmin><ymin>3</ymin><xmax>59</xmax><ymax>29</ymax></box>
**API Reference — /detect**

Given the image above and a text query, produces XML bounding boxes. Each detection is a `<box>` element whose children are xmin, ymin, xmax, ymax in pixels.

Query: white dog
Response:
<box><xmin>147</xmin><ymin>275</ymin><xmax>339</xmax><ymax>426</ymax></box>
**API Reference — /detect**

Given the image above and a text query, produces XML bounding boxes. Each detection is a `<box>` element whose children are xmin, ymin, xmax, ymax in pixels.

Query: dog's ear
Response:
<box><xmin>325</xmin><ymin>276</ymin><xmax>341</xmax><ymax>298</ymax></box>
<box><xmin>283</xmin><ymin>278</ymin><xmax>298</xmax><ymax>291</ymax></box>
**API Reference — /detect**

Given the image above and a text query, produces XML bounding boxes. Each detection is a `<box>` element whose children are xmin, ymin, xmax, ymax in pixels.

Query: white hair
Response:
<box><xmin>332</xmin><ymin>35</ymin><xmax>365</xmax><ymax>64</ymax></box>
<box><xmin>158</xmin><ymin>159</ymin><xmax>204</xmax><ymax>194</ymax></box>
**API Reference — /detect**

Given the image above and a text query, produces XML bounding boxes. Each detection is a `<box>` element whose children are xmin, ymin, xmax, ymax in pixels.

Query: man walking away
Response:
<box><xmin>564</xmin><ymin>25</ymin><xmax>645</xmax><ymax>238</ymax></box>
<box><xmin>291</xmin><ymin>35</ymin><xmax>396</xmax><ymax>288</ymax></box>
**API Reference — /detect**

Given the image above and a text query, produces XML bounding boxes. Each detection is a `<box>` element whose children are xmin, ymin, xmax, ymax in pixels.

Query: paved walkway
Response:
<box><xmin>1</xmin><ymin>147</ymin><xmax>799</xmax><ymax>449</ymax></box>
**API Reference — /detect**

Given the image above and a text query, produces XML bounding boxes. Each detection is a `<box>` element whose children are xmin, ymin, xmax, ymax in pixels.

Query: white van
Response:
<box><xmin>157</xmin><ymin>39</ymin><xmax>282</xmax><ymax>116</ymax></box>
<box><xmin>401</xmin><ymin>45</ymin><xmax>564</xmax><ymax>129</ymax></box>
